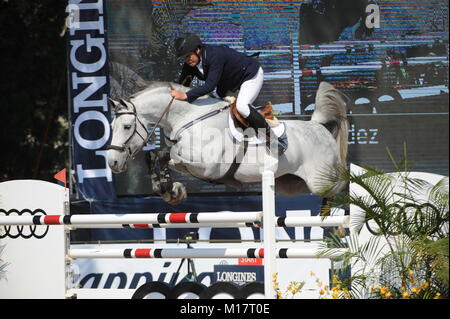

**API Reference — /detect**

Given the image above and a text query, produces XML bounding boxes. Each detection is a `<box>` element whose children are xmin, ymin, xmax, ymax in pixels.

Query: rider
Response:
<box><xmin>170</xmin><ymin>33</ymin><xmax>286</xmax><ymax>155</ymax></box>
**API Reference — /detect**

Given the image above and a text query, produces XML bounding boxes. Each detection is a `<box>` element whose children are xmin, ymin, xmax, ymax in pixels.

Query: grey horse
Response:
<box><xmin>107</xmin><ymin>81</ymin><xmax>348</xmax><ymax>206</ymax></box>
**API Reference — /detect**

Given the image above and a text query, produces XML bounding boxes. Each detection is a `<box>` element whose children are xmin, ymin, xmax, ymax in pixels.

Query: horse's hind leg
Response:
<box><xmin>279</xmin><ymin>172</ymin><xmax>348</xmax><ymax>238</ymax></box>
<box><xmin>275</xmin><ymin>174</ymin><xmax>311</xmax><ymax>197</ymax></box>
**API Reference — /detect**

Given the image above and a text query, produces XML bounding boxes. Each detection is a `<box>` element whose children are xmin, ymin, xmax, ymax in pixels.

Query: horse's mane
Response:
<box><xmin>130</xmin><ymin>81</ymin><xmax>188</xmax><ymax>99</ymax></box>
<box><xmin>129</xmin><ymin>81</ymin><xmax>227</xmax><ymax>110</ymax></box>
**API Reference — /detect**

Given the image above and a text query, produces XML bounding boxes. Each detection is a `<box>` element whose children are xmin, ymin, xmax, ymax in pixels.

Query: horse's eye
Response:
<box><xmin>124</xmin><ymin>125</ymin><xmax>132</xmax><ymax>130</ymax></box>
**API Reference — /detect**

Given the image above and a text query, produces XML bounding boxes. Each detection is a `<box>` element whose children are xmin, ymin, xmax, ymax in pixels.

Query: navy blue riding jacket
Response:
<box><xmin>177</xmin><ymin>44</ymin><xmax>260</xmax><ymax>103</ymax></box>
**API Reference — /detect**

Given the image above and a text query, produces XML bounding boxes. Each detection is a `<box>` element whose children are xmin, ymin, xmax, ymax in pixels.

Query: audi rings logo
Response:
<box><xmin>0</xmin><ymin>209</ymin><xmax>49</xmax><ymax>239</ymax></box>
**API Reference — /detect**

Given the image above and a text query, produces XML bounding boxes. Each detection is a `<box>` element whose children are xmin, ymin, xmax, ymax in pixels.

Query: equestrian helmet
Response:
<box><xmin>174</xmin><ymin>33</ymin><xmax>202</xmax><ymax>58</ymax></box>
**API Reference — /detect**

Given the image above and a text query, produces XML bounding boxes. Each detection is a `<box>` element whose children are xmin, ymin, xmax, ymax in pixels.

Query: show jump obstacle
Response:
<box><xmin>0</xmin><ymin>171</ymin><xmax>350</xmax><ymax>299</ymax></box>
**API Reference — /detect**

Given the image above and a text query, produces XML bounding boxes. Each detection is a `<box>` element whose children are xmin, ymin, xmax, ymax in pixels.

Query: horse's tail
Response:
<box><xmin>311</xmin><ymin>82</ymin><xmax>348</xmax><ymax>166</ymax></box>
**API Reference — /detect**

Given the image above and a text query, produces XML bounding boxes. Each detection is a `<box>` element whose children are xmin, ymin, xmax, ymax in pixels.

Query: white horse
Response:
<box><xmin>107</xmin><ymin>81</ymin><xmax>348</xmax><ymax>206</ymax></box>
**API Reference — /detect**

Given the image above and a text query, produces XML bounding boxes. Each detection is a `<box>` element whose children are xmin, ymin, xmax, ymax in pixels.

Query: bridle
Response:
<box><xmin>106</xmin><ymin>78</ymin><xmax>212</xmax><ymax>159</ymax></box>
<box><xmin>106</xmin><ymin>89</ymin><xmax>180</xmax><ymax>160</ymax></box>
<box><xmin>106</xmin><ymin>100</ymin><xmax>148</xmax><ymax>160</ymax></box>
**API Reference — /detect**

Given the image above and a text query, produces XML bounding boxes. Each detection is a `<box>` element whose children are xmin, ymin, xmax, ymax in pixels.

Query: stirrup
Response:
<box><xmin>265</xmin><ymin>131</ymin><xmax>288</xmax><ymax>156</ymax></box>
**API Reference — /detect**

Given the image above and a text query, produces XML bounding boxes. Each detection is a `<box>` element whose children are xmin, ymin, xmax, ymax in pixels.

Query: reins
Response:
<box><xmin>146</xmin><ymin>95</ymin><xmax>175</xmax><ymax>145</ymax></box>
<box><xmin>107</xmin><ymin>79</ymin><xmax>232</xmax><ymax>158</ymax></box>
<box><xmin>146</xmin><ymin>79</ymin><xmax>191</xmax><ymax>144</ymax></box>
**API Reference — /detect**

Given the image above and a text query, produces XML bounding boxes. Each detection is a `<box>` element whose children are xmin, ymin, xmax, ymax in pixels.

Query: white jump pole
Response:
<box><xmin>0</xmin><ymin>215</ymin><xmax>349</xmax><ymax>228</ymax></box>
<box><xmin>262</xmin><ymin>170</ymin><xmax>277</xmax><ymax>299</ymax></box>
<box><xmin>66</xmin><ymin>216</ymin><xmax>348</xmax><ymax>228</ymax></box>
<box><xmin>69</xmin><ymin>248</ymin><xmax>265</xmax><ymax>259</ymax></box>
<box><xmin>68</xmin><ymin>247</ymin><xmax>349</xmax><ymax>259</ymax></box>
<box><xmin>0</xmin><ymin>212</ymin><xmax>263</xmax><ymax>226</ymax></box>
<box><xmin>276</xmin><ymin>215</ymin><xmax>349</xmax><ymax>228</ymax></box>
<box><xmin>66</xmin><ymin>222</ymin><xmax>260</xmax><ymax>229</ymax></box>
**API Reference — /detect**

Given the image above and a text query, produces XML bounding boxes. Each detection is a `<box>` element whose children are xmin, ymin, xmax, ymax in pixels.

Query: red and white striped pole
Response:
<box><xmin>0</xmin><ymin>212</ymin><xmax>263</xmax><ymax>226</ymax></box>
<box><xmin>67</xmin><ymin>247</ymin><xmax>348</xmax><ymax>259</ymax></box>
<box><xmin>0</xmin><ymin>214</ymin><xmax>349</xmax><ymax>228</ymax></box>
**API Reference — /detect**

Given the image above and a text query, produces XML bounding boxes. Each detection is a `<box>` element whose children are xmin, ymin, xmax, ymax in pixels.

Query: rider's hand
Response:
<box><xmin>170</xmin><ymin>90</ymin><xmax>188</xmax><ymax>101</ymax></box>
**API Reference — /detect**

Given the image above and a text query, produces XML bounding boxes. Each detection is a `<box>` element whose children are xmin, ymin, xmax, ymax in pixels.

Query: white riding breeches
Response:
<box><xmin>236</xmin><ymin>67</ymin><xmax>264</xmax><ymax>118</ymax></box>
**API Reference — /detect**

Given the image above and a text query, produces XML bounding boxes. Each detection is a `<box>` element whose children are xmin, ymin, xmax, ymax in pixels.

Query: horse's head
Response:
<box><xmin>107</xmin><ymin>98</ymin><xmax>148</xmax><ymax>173</ymax></box>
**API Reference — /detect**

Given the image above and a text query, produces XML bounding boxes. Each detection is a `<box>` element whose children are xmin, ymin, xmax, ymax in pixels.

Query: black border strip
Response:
<box><xmin>154</xmin><ymin>249</ymin><xmax>162</xmax><ymax>258</ymax></box>
<box><xmin>32</xmin><ymin>216</ymin><xmax>41</xmax><ymax>225</ymax></box>
<box><xmin>124</xmin><ymin>249</ymin><xmax>132</xmax><ymax>258</ymax></box>
<box><xmin>157</xmin><ymin>213</ymin><xmax>166</xmax><ymax>224</ymax></box>
<box><xmin>63</xmin><ymin>216</ymin><xmax>71</xmax><ymax>225</ymax></box>
<box><xmin>278</xmin><ymin>248</ymin><xmax>288</xmax><ymax>258</ymax></box>
<box><xmin>247</xmin><ymin>248</ymin><xmax>257</xmax><ymax>258</ymax></box>
<box><xmin>189</xmin><ymin>213</ymin><xmax>198</xmax><ymax>223</ymax></box>
<box><xmin>276</xmin><ymin>217</ymin><xmax>286</xmax><ymax>227</ymax></box>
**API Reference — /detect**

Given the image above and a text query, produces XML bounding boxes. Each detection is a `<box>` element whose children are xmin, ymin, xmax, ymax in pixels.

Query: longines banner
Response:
<box><xmin>67</xmin><ymin>0</ymin><xmax>116</xmax><ymax>200</ymax></box>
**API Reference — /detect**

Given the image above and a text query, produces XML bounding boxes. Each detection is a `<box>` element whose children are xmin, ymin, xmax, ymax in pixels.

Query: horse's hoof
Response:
<box><xmin>161</xmin><ymin>182</ymin><xmax>187</xmax><ymax>206</ymax></box>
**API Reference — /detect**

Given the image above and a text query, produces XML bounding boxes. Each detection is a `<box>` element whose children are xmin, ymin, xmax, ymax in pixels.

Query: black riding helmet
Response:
<box><xmin>174</xmin><ymin>33</ymin><xmax>202</xmax><ymax>58</ymax></box>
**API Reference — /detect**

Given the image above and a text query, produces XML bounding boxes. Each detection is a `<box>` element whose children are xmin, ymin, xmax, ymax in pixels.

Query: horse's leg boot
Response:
<box><xmin>245</xmin><ymin>105</ymin><xmax>287</xmax><ymax>155</ymax></box>
<box><xmin>146</xmin><ymin>150</ymin><xmax>162</xmax><ymax>194</ymax></box>
<box><xmin>158</xmin><ymin>149</ymin><xmax>174</xmax><ymax>194</ymax></box>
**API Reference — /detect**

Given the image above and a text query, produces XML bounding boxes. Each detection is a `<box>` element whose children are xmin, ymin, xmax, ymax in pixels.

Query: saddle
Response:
<box><xmin>219</xmin><ymin>100</ymin><xmax>287</xmax><ymax>189</ymax></box>
<box><xmin>230</xmin><ymin>102</ymin><xmax>279</xmax><ymax>129</ymax></box>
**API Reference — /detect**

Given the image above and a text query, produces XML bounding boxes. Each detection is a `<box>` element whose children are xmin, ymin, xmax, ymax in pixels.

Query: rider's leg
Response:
<box><xmin>236</xmin><ymin>68</ymin><xmax>286</xmax><ymax>155</ymax></box>
<box><xmin>235</xmin><ymin>67</ymin><xmax>264</xmax><ymax>118</ymax></box>
<box><xmin>245</xmin><ymin>105</ymin><xmax>287</xmax><ymax>155</ymax></box>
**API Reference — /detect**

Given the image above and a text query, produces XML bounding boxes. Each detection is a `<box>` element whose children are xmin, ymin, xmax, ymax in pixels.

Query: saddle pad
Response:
<box><xmin>228</xmin><ymin>114</ymin><xmax>286</xmax><ymax>145</ymax></box>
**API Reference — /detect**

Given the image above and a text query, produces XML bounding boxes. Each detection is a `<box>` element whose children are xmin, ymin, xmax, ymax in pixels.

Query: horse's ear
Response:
<box><xmin>119</xmin><ymin>99</ymin><xmax>133</xmax><ymax>110</ymax></box>
<box><xmin>108</xmin><ymin>97</ymin><xmax>121</xmax><ymax>112</ymax></box>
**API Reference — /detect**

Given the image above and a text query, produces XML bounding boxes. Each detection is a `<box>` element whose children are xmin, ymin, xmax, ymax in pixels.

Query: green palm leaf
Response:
<box><xmin>316</xmin><ymin>147</ymin><xmax>449</xmax><ymax>299</ymax></box>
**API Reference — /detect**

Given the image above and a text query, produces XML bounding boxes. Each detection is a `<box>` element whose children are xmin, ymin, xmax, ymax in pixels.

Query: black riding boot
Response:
<box><xmin>244</xmin><ymin>105</ymin><xmax>287</xmax><ymax>155</ymax></box>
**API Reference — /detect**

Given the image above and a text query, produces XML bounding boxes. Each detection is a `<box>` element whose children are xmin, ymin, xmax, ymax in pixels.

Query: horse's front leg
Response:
<box><xmin>157</xmin><ymin>149</ymin><xmax>174</xmax><ymax>195</ymax></box>
<box><xmin>146</xmin><ymin>150</ymin><xmax>162</xmax><ymax>195</ymax></box>
<box><xmin>152</xmin><ymin>148</ymin><xmax>188</xmax><ymax>206</ymax></box>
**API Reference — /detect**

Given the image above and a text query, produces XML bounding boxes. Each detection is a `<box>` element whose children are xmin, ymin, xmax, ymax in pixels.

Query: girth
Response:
<box><xmin>168</xmin><ymin>103</ymin><xmax>248</xmax><ymax>189</ymax></box>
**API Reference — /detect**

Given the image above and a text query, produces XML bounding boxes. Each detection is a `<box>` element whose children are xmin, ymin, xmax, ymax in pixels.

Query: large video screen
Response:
<box><xmin>105</xmin><ymin>0</ymin><xmax>449</xmax><ymax>196</ymax></box>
